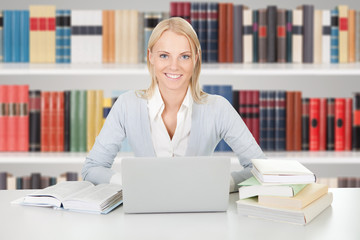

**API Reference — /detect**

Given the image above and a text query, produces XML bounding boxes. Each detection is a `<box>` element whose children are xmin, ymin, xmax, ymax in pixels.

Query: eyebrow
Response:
<box><xmin>157</xmin><ymin>50</ymin><xmax>192</xmax><ymax>54</ymax></box>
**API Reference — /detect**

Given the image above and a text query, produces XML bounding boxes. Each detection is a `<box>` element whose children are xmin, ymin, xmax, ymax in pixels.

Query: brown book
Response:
<box><xmin>258</xmin><ymin>9</ymin><xmax>267</xmax><ymax>62</ymax></box>
<box><xmin>286</xmin><ymin>92</ymin><xmax>294</xmax><ymax>150</ymax></box>
<box><xmin>294</xmin><ymin>92</ymin><xmax>302</xmax><ymax>150</ymax></box>
<box><xmin>218</xmin><ymin>4</ymin><xmax>227</xmax><ymax>62</ymax></box>
<box><xmin>276</xmin><ymin>9</ymin><xmax>286</xmax><ymax>62</ymax></box>
<box><xmin>226</xmin><ymin>3</ymin><xmax>234</xmax><ymax>62</ymax></box>
<box><xmin>348</xmin><ymin>9</ymin><xmax>356</xmax><ymax>62</ymax></box>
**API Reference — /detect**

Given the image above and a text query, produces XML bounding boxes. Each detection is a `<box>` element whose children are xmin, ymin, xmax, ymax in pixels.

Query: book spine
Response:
<box><xmin>286</xmin><ymin>10</ymin><xmax>292</xmax><ymax>63</ymax></box>
<box><xmin>13</xmin><ymin>11</ymin><xmax>20</xmax><ymax>62</ymax></box>
<box><xmin>276</xmin><ymin>9</ymin><xmax>286</xmax><ymax>63</ymax></box>
<box><xmin>190</xmin><ymin>2</ymin><xmax>199</xmax><ymax>43</ymax></box>
<box><xmin>45</xmin><ymin>6</ymin><xmax>56</xmax><ymax>63</ymax></box>
<box><xmin>103</xmin><ymin>98</ymin><xmax>112</xmax><ymax>125</ymax></box>
<box><xmin>338</xmin><ymin>5</ymin><xmax>348</xmax><ymax>63</ymax></box>
<box><xmin>294</xmin><ymin>92</ymin><xmax>303</xmax><ymax>150</ymax></box>
<box><xmin>63</xmin><ymin>10</ymin><xmax>71</xmax><ymax>63</ymax></box>
<box><xmin>286</xmin><ymin>91</ymin><xmax>294</xmax><ymax>151</ymax></box>
<box><xmin>313</xmin><ymin>10</ymin><xmax>322</xmax><ymax>63</ymax></box>
<box><xmin>258</xmin><ymin>9</ymin><xmax>267</xmax><ymax>63</ymax></box>
<box><xmin>353</xmin><ymin>93</ymin><xmax>360</xmax><ymax>150</ymax></box>
<box><xmin>259</xmin><ymin>91</ymin><xmax>268</xmax><ymax>150</ymax></box>
<box><xmin>3</xmin><ymin>11</ymin><xmax>11</xmax><ymax>62</ymax></box>
<box><xmin>0</xmin><ymin>172</ymin><xmax>7</xmax><ymax>190</ymax></box>
<box><xmin>0</xmin><ymin>12</ymin><xmax>3</xmax><ymax>62</ymax></box>
<box><xmin>226</xmin><ymin>3</ymin><xmax>234</xmax><ymax>63</ymax></box>
<box><xmin>64</xmin><ymin>91</ymin><xmax>71</xmax><ymax>151</ymax></box>
<box><xmin>245</xmin><ymin>91</ymin><xmax>253</xmax><ymax>138</ymax></box>
<box><xmin>30</xmin><ymin>173</ymin><xmax>41</xmax><ymax>189</ymax></box>
<box><xmin>198</xmin><ymin>3</ymin><xmax>207</xmax><ymax>63</ymax></box>
<box><xmin>302</xmin><ymin>98</ymin><xmax>310</xmax><ymax>150</ymax></box>
<box><xmin>56</xmin><ymin>10</ymin><xmax>63</xmax><ymax>63</ymax></box>
<box><xmin>49</xmin><ymin>92</ymin><xmax>57</xmax><ymax>152</ymax></box>
<box><xmin>0</xmin><ymin>85</ymin><xmax>8</xmax><ymax>151</ymax></box>
<box><xmin>275</xmin><ymin>91</ymin><xmax>286</xmax><ymax>151</ymax></box>
<box><xmin>322</xmin><ymin>10</ymin><xmax>331</xmax><ymax>63</ymax></box>
<box><xmin>207</xmin><ymin>3</ymin><xmax>218</xmax><ymax>63</ymax></box>
<box><xmin>319</xmin><ymin>98</ymin><xmax>327</xmax><ymax>151</ymax></box>
<box><xmin>40</xmin><ymin>92</ymin><xmax>50</xmax><ymax>152</ymax></box>
<box><xmin>292</xmin><ymin>9</ymin><xmax>303</xmax><ymax>63</ymax></box>
<box><xmin>102</xmin><ymin>10</ymin><xmax>109</xmax><ymax>63</ymax></box>
<box><xmin>233</xmin><ymin>5</ymin><xmax>243</xmax><ymax>63</ymax></box>
<box><xmin>252</xmin><ymin>10</ymin><xmax>259</xmax><ymax>63</ymax></box>
<box><xmin>252</xmin><ymin>90</ymin><xmax>260</xmax><ymax>144</ymax></box>
<box><xmin>239</xmin><ymin>90</ymin><xmax>248</xmax><ymax>128</ymax></box>
<box><xmin>243</xmin><ymin>9</ymin><xmax>253</xmax><ymax>63</ymax></box>
<box><xmin>218</xmin><ymin>3</ymin><xmax>227</xmax><ymax>63</ymax></box>
<box><xmin>267</xmin><ymin>91</ymin><xmax>276</xmax><ymax>151</ymax></box>
<box><xmin>95</xmin><ymin>90</ymin><xmax>104</xmax><ymax>138</ymax></box>
<box><xmin>170</xmin><ymin>2</ymin><xmax>178</xmax><ymax>17</ymax></box>
<box><xmin>331</xmin><ymin>9</ymin><xmax>339</xmax><ymax>63</ymax></box>
<box><xmin>70</xmin><ymin>90</ymin><xmax>79</xmax><ymax>152</ymax></box>
<box><xmin>327</xmin><ymin>98</ymin><xmax>335</xmax><ymax>150</ymax></box>
<box><xmin>143</xmin><ymin>12</ymin><xmax>162</xmax><ymax>62</ymax></box>
<box><xmin>20</xmin><ymin>10</ymin><xmax>29</xmax><ymax>62</ymax></box>
<box><xmin>348</xmin><ymin>10</ymin><xmax>356</xmax><ymax>63</ymax></box>
<box><xmin>184</xmin><ymin>2</ymin><xmax>191</xmax><ymax>23</ymax></box>
<box><xmin>335</xmin><ymin>98</ymin><xmax>346</xmax><ymax>151</ymax></box>
<box><xmin>267</xmin><ymin>6</ymin><xmax>277</xmax><ymax>62</ymax></box>
<box><xmin>56</xmin><ymin>92</ymin><xmax>64</xmax><ymax>152</ymax></box>
<box><xmin>29</xmin><ymin>90</ymin><xmax>41</xmax><ymax>152</ymax></box>
<box><xmin>309</xmin><ymin>98</ymin><xmax>320</xmax><ymax>151</ymax></box>
<box><xmin>357</xmin><ymin>11</ymin><xmax>360</xmax><ymax>62</ymax></box>
<box><xmin>78</xmin><ymin>90</ymin><xmax>87</xmax><ymax>152</ymax></box>
<box><xmin>17</xmin><ymin>85</ymin><xmax>29</xmax><ymax>151</ymax></box>
<box><xmin>303</xmin><ymin>5</ymin><xmax>314</xmax><ymax>63</ymax></box>
<box><xmin>137</xmin><ymin>12</ymin><xmax>144</xmax><ymax>63</ymax></box>
<box><xmin>345</xmin><ymin>98</ymin><xmax>352</xmax><ymax>150</ymax></box>
<box><xmin>7</xmin><ymin>85</ymin><xmax>18</xmax><ymax>151</ymax></box>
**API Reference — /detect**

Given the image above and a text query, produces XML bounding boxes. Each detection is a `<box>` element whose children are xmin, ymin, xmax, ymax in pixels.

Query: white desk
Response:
<box><xmin>0</xmin><ymin>189</ymin><xmax>359</xmax><ymax>240</ymax></box>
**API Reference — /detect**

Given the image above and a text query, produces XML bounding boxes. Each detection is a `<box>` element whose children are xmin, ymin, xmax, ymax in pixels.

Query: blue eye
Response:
<box><xmin>181</xmin><ymin>55</ymin><xmax>191</xmax><ymax>60</ymax></box>
<box><xmin>160</xmin><ymin>54</ymin><xmax>168</xmax><ymax>59</ymax></box>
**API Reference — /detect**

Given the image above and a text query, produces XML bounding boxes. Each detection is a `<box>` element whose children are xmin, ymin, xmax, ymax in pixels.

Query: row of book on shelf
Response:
<box><xmin>0</xmin><ymin>171</ymin><xmax>79</xmax><ymax>190</ymax></box>
<box><xmin>1</xmin><ymin>3</ymin><xmax>360</xmax><ymax>64</ymax></box>
<box><xmin>1</xmin><ymin>84</ymin><xmax>360</xmax><ymax>152</ymax></box>
<box><xmin>236</xmin><ymin>159</ymin><xmax>332</xmax><ymax>225</ymax></box>
<box><xmin>171</xmin><ymin>2</ymin><xmax>360</xmax><ymax>63</ymax></box>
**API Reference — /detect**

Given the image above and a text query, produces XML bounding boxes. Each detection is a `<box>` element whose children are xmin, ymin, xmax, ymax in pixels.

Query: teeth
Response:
<box><xmin>166</xmin><ymin>73</ymin><xmax>181</xmax><ymax>79</ymax></box>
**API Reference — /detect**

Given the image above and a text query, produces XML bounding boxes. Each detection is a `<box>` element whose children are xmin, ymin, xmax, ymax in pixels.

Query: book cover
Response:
<box><xmin>285</xmin><ymin>10</ymin><xmax>292</xmax><ymax>63</ymax></box>
<box><xmin>302</xmin><ymin>5</ymin><xmax>314</xmax><ymax>63</ymax></box>
<box><xmin>258</xmin><ymin>183</ymin><xmax>328</xmax><ymax>210</ymax></box>
<box><xmin>0</xmin><ymin>85</ymin><xmax>8</xmax><ymax>151</ymax></box>
<box><xmin>337</xmin><ymin>5</ymin><xmax>348</xmax><ymax>63</ymax></box>
<box><xmin>302</xmin><ymin>98</ymin><xmax>310</xmax><ymax>150</ymax></box>
<box><xmin>322</xmin><ymin>10</ymin><xmax>331</xmax><ymax>63</ymax></box>
<box><xmin>206</xmin><ymin>3</ymin><xmax>218</xmax><ymax>63</ymax></box>
<box><xmin>243</xmin><ymin>8</ymin><xmax>253</xmax><ymax>63</ymax></box>
<box><xmin>276</xmin><ymin>9</ymin><xmax>286</xmax><ymax>63</ymax></box>
<box><xmin>330</xmin><ymin>9</ymin><xmax>339</xmax><ymax>63</ymax></box>
<box><xmin>267</xmin><ymin>5</ymin><xmax>277</xmax><ymax>62</ymax></box>
<box><xmin>327</xmin><ymin>98</ymin><xmax>335</xmax><ymax>150</ymax></box>
<box><xmin>29</xmin><ymin>90</ymin><xmax>41</xmax><ymax>152</ymax></box>
<box><xmin>335</xmin><ymin>98</ymin><xmax>345</xmax><ymax>151</ymax></box>
<box><xmin>292</xmin><ymin>9</ymin><xmax>303</xmax><ymax>63</ymax></box>
<box><xmin>17</xmin><ymin>85</ymin><xmax>29</xmax><ymax>151</ymax></box>
<box><xmin>41</xmin><ymin>92</ymin><xmax>50</xmax><ymax>152</ymax></box>
<box><xmin>309</xmin><ymin>98</ymin><xmax>320</xmax><ymax>151</ymax></box>
<box><xmin>275</xmin><ymin>91</ymin><xmax>286</xmax><ymax>151</ymax></box>
<box><xmin>258</xmin><ymin>9</ymin><xmax>267</xmax><ymax>63</ymax></box>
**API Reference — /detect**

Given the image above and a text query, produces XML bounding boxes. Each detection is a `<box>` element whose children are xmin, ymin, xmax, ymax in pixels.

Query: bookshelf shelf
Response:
<box><xmin>1</xmin><ymin>63</ymin><xmax>360</xmax><ymax>76</ymax></box>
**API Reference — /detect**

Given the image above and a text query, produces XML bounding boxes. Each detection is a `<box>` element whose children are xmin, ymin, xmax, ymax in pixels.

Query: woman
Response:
<box><xmin>82</xmin><ymin>17</ymin><xmax>265</xmax><ymax>192</ymax></box>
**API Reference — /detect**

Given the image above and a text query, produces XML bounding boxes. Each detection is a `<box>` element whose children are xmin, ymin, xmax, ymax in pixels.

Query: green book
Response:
<box><xmin>78</xmin><ymin>90</ymin><xmax>87</xmax><ymax>152</ymax></box>
<box><xmin>238</xmin><ymin>176</ymin><xmax>307</xmax><ymax>200</ymax></box>
<box><xmin>70</xmin><ymin>90</ymin><xmax>79</xmax><ymax>152</ymax></box>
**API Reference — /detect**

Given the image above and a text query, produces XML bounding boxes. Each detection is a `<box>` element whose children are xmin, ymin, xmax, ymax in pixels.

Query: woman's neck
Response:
<box><xmin>159</xmin><ymin>87</ymin><xmax>188</xmax><ymax>112</ymax></box>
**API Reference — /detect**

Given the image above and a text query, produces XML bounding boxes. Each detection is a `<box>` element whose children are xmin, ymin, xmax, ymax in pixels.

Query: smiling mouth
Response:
<box><xmin>165</xmin><ymin>73</ymin><xmax>182</xmax><ymax>79</ymax></box>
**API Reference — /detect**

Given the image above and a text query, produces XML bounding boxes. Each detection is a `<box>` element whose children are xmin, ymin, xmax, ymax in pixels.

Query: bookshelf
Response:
<box><xmin>1</xmin><ymin>1</ymin><xmax>360</xmax><ymax>182</ymax></box>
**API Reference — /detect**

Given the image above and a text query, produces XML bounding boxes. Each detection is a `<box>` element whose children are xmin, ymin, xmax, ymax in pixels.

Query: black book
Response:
<box><xmin>64</xmin><ymin>91</ymin><xmax>71</xmax><ymax>151</ymax></box>
<box><xmin>266</xmin><ymin>6</ymin><xmax>277</xmax><ymax>62</ymax></box>
<box><xmin>0</xmin><ymin>172</ymin><xmax>7</xmax><ymax>190</ymax></box>
<box><xmin>66</xmin><ymin>172</ymin><xmax>78</xmax><ymax>181</ymax></box>
<box><xmin>302</xmin><ymin>98</ymin><xmax>310</xmax><ymax>150</ymax></box>
<box><xmin>29</xmin><ymin>90</ymin><xmax>41</xmax><ymax>152</ymax></box>
<box><xmin>30</xmin><ymin>173</ymin><xmax>41</xmax><ymax>189</ymax></box>
<box><xmin>327</xmin><ymin>98</ymin><xmax>335</xmax><ymax>150</ymax></box>
<box><xmin>302</xmin><ymin>5</ymin><xmax>314</xmax><ymax>63</ymax></box>
<box><xmin>232</xmin><ymin>90</ymin><xmax>240</xmax><ymax>114</ymax></box>
<box><xmin>233</xmin><ymin>5</ymin><xmax>243</xmax><ymax>63</ymax></box>
<box><xmin>353</xmin><ymin>93</ymin><xmax>360</xmax><ymax>150</ymax></box>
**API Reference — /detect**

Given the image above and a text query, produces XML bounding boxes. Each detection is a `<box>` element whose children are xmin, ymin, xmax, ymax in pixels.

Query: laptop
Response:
<box><xmin>121</xmin><ymin>156</ymin><xmax>231</xmax><ymax>213</ymax></box>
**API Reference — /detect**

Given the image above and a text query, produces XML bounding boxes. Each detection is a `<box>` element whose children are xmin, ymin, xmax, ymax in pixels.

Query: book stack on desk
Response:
<box><xmin>236</xmin><ymin>159</ymin><xmax>333</xmax><ymax>225</ymax></box>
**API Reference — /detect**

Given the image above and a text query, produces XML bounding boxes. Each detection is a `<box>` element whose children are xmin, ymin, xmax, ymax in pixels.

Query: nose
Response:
<box><xmin>169</xmin><ymin>57</ymin><xmax>179</xmax><ymax>71</ymax></box>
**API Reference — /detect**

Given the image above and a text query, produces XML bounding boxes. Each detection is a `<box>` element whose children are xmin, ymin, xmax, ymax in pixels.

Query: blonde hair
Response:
<box><xmin>137</xmin><ymin>17</ymin><xmax>207</xmax><ymax>103</ymax></box>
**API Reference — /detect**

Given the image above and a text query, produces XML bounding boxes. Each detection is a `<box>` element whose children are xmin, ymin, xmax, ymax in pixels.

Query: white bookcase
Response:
<box><xmin>1</xmin><ymin>0</ymin><xmax>360</xmax><ymax>180</ymax></box>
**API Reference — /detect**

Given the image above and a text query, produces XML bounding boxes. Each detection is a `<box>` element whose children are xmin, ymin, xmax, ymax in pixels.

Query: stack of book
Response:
<box><xmin>236</xmin><ymin>159</ymin><xmax>333</xmax><ymax>225</ymax></box>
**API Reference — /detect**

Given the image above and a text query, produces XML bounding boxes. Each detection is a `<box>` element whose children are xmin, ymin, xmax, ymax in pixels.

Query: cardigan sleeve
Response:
<box><xmin>216</xmin><ymin>96</ymin><xmax>266</xmax><ymax>191</ymax></box>
<box><xmin>82</xmin><ymin>95</ymin><xmax>127</xmax><ymax>185</ymax></box>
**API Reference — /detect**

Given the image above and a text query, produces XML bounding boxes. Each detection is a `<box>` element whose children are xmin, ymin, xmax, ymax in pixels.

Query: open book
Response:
<box><xmin>12</xmin><ymin>181</ymin><xmax>123</xmax><ymax>214</ymax></box>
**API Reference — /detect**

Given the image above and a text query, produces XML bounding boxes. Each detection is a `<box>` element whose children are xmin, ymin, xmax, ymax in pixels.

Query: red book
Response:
<box><xmin>183</xmin><ymin>2</ymin><xmax>191</xmax><ymax>23</ymax></box>
<box><xmin>335</xmin><ymin>98</ymin><xmax>346</xmax><ymax>151</ymax></box>
<box><xmin>345</xmin><ymin>98</ymin><xmax>353</xmax><ymax>150</ymax></box>
<box><xmin>41</xmin><ymin>92</ymin><xmax>50</xmax><ymax>152</ymax></box>
<box><xmin>252</xmin><ymin>91</ymin><xmax>260</xmax><ymax>144</ymax></box>
<box><xmin>17</xmin><ymin>85</ymin><xmax>29</xmax><ymax>151</ymax></box>
<box><xmin>170</xmin><ymin>2</ymin><xmax>179</xmax><ymax>17</ymax></box>
<box><xmin>7</xmin><ymin>85</ymin><xmax>19</xmax><ymax>152</ymax></box>
<box><xmin>0</xmin><ymin>85</ymin><xmax>8</xmax><ymax>151</ymax></box>
<box><xmin>49</xmin><ymin>92</ymin><xmax>57</xmax><ymax>152</ymax></box>
<box><xmin>319</xmin><ymin>98</ymin><xmax>327</xmax><ymax>151</ymax></box>
<box><xmin>218</xmin><ymin>3</ymin><xmax>227</xmax><ymax>63</ymax></box>
<box><xmin>57</xmin><ymin>92</ymin><xmax>65</xmax><ymax>152</ymax></box>
<box><xmin>246</xmin><ymin>91</ymin><xmax>253</xmax><ymax>135</ymax></box>
<box><xmin>239</xmin><ymin>91</ymin><xmax>248</xmax><ymax>127</ymax></box>
<box><xmin>177</xmin><ymin>2</ymin><xmax>184</xmax><ymax>18</ymax></box>
<box><xmin>309</xmin><ymin>98</ymin><xmax>320</xmax><ymax>151</ymax></box>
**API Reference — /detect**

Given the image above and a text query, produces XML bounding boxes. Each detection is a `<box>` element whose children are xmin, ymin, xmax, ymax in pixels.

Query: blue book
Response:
<box><xmin>198</xmin><ymin>2</ymin><xmax>207</xmax><ymax>62</ymax></box>
<box><xmin>207</xmin><ymin>2</ymin><xmax>218</xmax><ymax>62</ymax></box>
<box><xmin>20</xmin><ymin>10</ymin><xmax>29</xmax><ymax>62</ymax></box>
<box><xmin>286</xmin><ymin>10</ymin><xmax>292</xmax><ymax>63</ymax></box>
<box><xmin>0</xmin><ymin>11</ymin><xmax>3</xmax><ymax>62</ymax></box>
<box><xmin>267</xmin><ymin>91</ymin><xmax>276</xmax><ymax>151</ymax></box>
<box><xmin>144</xmin><ymin>12</ymin><xmax>162</xmax><ymax>62</ymax></box>
<box><xmin>252</xmin><ymin>10</ymin><xmax>259</xmax><ymax>63</ymax></box>
<box><xmin>259</xmin><ymin>91</ymin><xmax>268</xmax><ymax>150</ymax></box>
<box><xmin>330</xmin><ymin>9</ymin><xmax>339</xmax><ymax>63</ymax></box>
<box><xmin>63</xmin><ymin>10</ymin><xmax>71</xmax><ymax>63</ymax></box>
<box><xmin>12</xmin><ymin>11</ymin><xmax>20</xmax><ymax>62</ymax></box>
<box><xmin>56</xmin><ymin>10</ymin><xmax>64</xmax><ymax>63</ymax></box>
<box><xmin>275</xmin><ymin>91</ymin><xmax>286</xmax><ymax>151</ymax></box>
<box><xmin>190</xmin><ymin>2</ymin><xmax>199</xmax><ymax>37</ymax></box>
<box><xmin>3</xmin><ymin>10</ymin><xmax>12</xmax><ymax>62</ymax></box>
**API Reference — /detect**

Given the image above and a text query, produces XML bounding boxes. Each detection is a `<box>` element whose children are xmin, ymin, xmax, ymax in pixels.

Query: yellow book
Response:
<box><xmin>348</xmin><ymin>9</ymin><xmax>356</xmax><ymax>63</ymax></box>
<box><xmin>313</xmin><ymin>10</ymin><xmax>322</xmax><ymax>63</ymax></box>
<box><xmin>45</xmin><ymin>5</ymin><xmax>56</xmax><ymax>63</ymax></box>
<box><xmin>337</xmin><ymin>5</ymin><xmax>349</xmax><ymax>63</ymax></box>
<box><xmin>87</xmin><ymin>90</ymin><xmax>96</xmax><ymax>152</ymax></box>
<box><xmin>29</xmin><ymin>6</ymin><xmax>42</xmax><ymax>63</ymax></box>
<box><xmin>258</xmin><ymin>183</ymin><xmax>328</xmax><ymax>210</ymax></box>
<box><xmin>94</xmin><ymin>90</ymin><xmax>104</xmax><ymax>137</ymax></box>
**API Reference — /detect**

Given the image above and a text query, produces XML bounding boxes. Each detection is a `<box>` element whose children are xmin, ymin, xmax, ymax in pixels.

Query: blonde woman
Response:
<box><xmin>82</xmin><ymin>17</ymin><xmax>265</xmax><ymax>192</ymax></box>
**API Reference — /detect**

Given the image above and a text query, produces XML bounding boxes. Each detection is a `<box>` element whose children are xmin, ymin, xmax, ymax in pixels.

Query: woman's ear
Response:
<box><xmin>148</xmin><ymin>49</ymin><xmax>153</xmax><ymax>64</ymax></box>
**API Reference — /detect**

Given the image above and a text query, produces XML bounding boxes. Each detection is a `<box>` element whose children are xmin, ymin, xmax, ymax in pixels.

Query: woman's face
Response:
<box><xmin>149</xmin><ymin>30</ymin><xmax>195</xmax><ymax>96</ymax></box>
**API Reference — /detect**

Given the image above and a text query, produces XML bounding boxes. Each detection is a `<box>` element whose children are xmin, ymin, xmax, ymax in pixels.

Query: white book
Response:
<box><xmin>89</xmin><ymin>10</ymin><xmax>102</xmax><ymax>63</ymax></box>
<box><xmin>251</xmin><ymin>159</ymin><xmax>316</xmax><ymax>185</ymax></box>
<box><xmin>243</xmin><ymin>9</ymin><xmax>253</xmax><ymax>63</ymax></box>
<box><xmin>322</xmin><ymin>10</ymin><xmax>331</xmax><ymax>63</ymax></box>
<box><xmin>237</xmin><ymin>192</ymin><xmax>333</xmax><ymax>225</ymax></box>
<box><xmin>71</xmin><ymin>10</ymin><xmax>84</xmax><ymax>63</ymax></box>
<box><xmin>292</xmin><ymin>9</ymin><xmax>303</xmax><ymax>63</ymax></box>
<box><xmin>12</xmin><ymin>181</ymin><xmax>123</xmax><ymax>214</ymax></box>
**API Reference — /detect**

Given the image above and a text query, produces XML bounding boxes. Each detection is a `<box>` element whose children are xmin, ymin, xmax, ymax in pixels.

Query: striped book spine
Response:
<box><xmin>327</xmin><ymin>98</ymin><xmax>335</xmax><ymax>150</ymax></box>
<box><xmin>337</xmin><ymin>5</ymin><xmax>348</xmax><ymax>63</ymax></box>
<box><xmin>258</xmin><ymin>9</ymin><xmax>267</xmax><ymax>63</ymax></box>
<box><xmin>17</xmin><ymin>85</ymin><xmax>29</xmax><ymax>152</ymax></box>
<box><xmin>286</xmin><ymin>10</ymin><xmax>292</xmax><ymax>63</ymax></box>
<box><xmin>207</xmin><ymin>2</ymin><xmax>218</xmax><ymax>63</ymax></box>
<box><xmin>0</xmin><ymin>12</ymin><xmax>2</xmax><ymax>62</ymax></box>
<box><xmin>63</xmin><ymin>10</ymin><xmax>71</xmax><ymax>63</ymax></box>
<box><xmin>190</xmin><ymin>2</ymin><xmax>199</xmax><ymax>36</ymax></box>
<box><xmin>20</xmin><ymin>11</ymin><xmax>29</xmax><ymax>62</ymax></box>
<box><xmin>233</xmin><ymin>5</ymin><xmax>243</xmax><ymax>63</ymax></box>
<box><xmin>330</xmin><ymin>9</ymin><xmax>339</xmax><ymax>63</ymax></box>
<box><xmin>252</xmin><ymin>10</ymin><xmax>258</xmax><ymax>63</ymax></box>
<box><xmin>252</xmin><ymin>90</ymin><xmax>260</xmax><ymax>144</ymax></box>
<box><xmin>29</xmin><ymin>90</ymin><xmax>41</xmax><ymax>152</ymax></box>
<box><xmin>267</xmin><ymin>91</ymin><xmax>276</xmax><ymax>151</ymax></box>
<box><xmin>259</xmin><ymin>91</ymin><xmax>268</xmax><ymax>150</ymax></box>
<box><xmin>198</xmin><ymin>2</ymin><xmax>207</xmax><ymax>62</ymax></box>
<box><xmin>292</xmin><ymin>9</ymin><xmax>303</xmax><ymax>63</ymax></box>
<box><xmin>302</xmin><ymin>98</ymin><xmax>310</xmax><ymax>150</ymax></box>
<box><xmin>322</xmin><ymin>10</ymin><xmax>331</xmax><ymax>63</ymax></box>
<box><xmin>275</xmin><ymin>91</ymin><xmax>286</xmax><ymax>151</ymax></box>
<box><xmin>243</xmin><ymin>9</ymin><xmax>253</xmax><ymax>63</ymax></box>
<box><xmin>56</xmin><ymin>10</ymin><xmax>64</xmax><ymax>63</ymax></box>
<box><xmin>143</xmin><ymin>12</ymin><xmax>162</xmax><ymax>62</ymax></box>
<box><xmin>276</xmin><ymin>9</ymin><xmax>286</xmax><ymax>63</ymax></box>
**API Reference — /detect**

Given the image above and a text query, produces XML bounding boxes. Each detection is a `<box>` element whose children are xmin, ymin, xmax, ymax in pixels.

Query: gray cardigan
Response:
<box><xmin>82</xmin><ymin>90</ymin><xmax>266</xmax><ymax>188</ymax></box>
